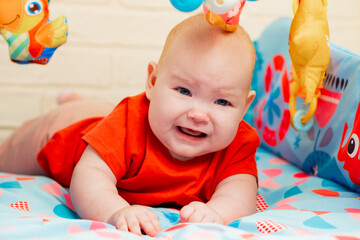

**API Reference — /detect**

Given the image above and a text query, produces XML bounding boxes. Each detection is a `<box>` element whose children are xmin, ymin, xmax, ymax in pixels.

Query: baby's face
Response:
<box><xmin>146</xmin><ymin>40</ymin><xmax>254</xmax><ymax>160</ymax></box>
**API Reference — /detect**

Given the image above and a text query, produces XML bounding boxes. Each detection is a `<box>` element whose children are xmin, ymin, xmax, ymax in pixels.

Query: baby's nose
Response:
<box><xmin>187</xmin><ymin>109</ymin><xmax>210</xmax><ymax>123</ymax></box>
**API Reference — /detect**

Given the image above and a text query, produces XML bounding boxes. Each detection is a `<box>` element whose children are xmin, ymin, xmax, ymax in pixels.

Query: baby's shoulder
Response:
<box><xmin>233</xmin><ymin>121</ymin><xmax>260</xmax><ymax>146</ymax></box>
<box><xmin>238</xmin><ymin>121</ymin><xmax>258</xmax><ymax>135</ymax></box>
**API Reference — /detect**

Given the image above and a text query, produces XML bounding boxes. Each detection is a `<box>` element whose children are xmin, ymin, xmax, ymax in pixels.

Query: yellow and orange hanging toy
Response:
<box><xmin>0</xmin><ymin>0</ymin><xmax>68</xmax><ymax>64</ymax></box>
<box><xmin>170</xmin><ymin>0</ymin><xmax>247</xmax><ymax>32</ymax></box>
<box><xmin>288</xmin><ymin>0</ymin><xmax>330</xmax><ymax>131</ymax></box>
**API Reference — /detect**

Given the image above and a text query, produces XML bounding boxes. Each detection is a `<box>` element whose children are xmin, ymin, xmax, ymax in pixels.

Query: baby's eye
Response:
<box><xmin>215</xmin><ymin>99</ymin><xmax>231</xmax><ymax>106</ymax></box>
<box><xmin>177</xmin><ymin>87</ymin><xmax>191</xmax><ymax>96</ymax></box>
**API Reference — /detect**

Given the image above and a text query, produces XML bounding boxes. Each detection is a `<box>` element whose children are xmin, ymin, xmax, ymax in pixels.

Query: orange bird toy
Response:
<box><xmin>0</xmin><ymin>0</ymin><xmax>68</xmax><ymax>64</ymax></box>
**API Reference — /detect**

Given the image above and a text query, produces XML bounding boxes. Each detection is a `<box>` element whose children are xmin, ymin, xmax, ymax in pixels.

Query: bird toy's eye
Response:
<box><xmin>347</xmin><ymin>133</ymin><xmax>359</xmax><ymax>158</ymax></box>
<box><xmin>25</xmin><ymin>0</ymin><xmax>43</xmax><ymax>16</ymax></box>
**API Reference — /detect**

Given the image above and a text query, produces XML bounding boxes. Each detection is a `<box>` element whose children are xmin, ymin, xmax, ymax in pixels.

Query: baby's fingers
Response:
<box><xmin>125</xmin><ymin>215</ymin><xmax>142</xmax><ymax>236</ymax></box>
<box><xmin>186</xmin><ymin>209</ymin><xmax>206</xmax><ymax>223</ymax></box>
<box><xmin>139</xmin><ymin>210</ymin><xmax>162</xmax><ymax>237</ymax></box>
<box><xmin>179</xmin><ymin>205</ymin><xmax>195</xmax><ymax>222</ymax></box>
<box><xmin>116</xmin><ymin>219</ymin><xmax>129</xmax><ymax>233</ymax></box>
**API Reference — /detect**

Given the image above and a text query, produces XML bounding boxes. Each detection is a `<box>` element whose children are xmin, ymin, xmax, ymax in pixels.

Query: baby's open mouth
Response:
<box><xmin>178</xmin><ymin>126</ymin><xmax>207</xmax><ymax>138</ymax></box>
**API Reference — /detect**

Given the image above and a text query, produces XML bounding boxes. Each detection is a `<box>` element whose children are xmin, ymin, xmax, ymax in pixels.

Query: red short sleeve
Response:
<box><xmin>82</xmin><ymin>93</ymin><xmax>149</xmax><ymax>180</ymax></box>
<box><xmin>37</xmin><ymin>117</ymin><xmax>102</xmax><ymax>187</ymax></box>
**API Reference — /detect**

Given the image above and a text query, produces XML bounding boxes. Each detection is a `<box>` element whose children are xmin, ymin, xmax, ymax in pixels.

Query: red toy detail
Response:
<box><xmin>337</xmin><ymin>102</ymin><xmax>360</xmax><ymax>186</ymax></box>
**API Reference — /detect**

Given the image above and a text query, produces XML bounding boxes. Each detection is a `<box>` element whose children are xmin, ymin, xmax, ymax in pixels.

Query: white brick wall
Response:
<box><xmin>1</xmin><ymin>0</ymin><xmax>359</xmax><ymax>143</ymax></box>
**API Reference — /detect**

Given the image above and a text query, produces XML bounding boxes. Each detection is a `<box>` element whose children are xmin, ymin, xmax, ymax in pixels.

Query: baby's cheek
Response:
<box><xmin>219</xmin><ymin>121</ymin><xmax>239</xmax><ymax>143</ymax></box>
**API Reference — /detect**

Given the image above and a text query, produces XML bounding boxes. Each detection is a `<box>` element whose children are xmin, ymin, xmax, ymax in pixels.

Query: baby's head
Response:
<box><xmin>146</xmin><ymin>14</ymin><xmax>256</xmax><ymax>160</ymax></box>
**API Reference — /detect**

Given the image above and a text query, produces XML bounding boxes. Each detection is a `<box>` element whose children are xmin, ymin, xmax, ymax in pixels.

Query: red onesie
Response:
<box><xmin>38</xmin><ymin>93</ymin><xmax>260</xmax><ymax>208</ymax></box>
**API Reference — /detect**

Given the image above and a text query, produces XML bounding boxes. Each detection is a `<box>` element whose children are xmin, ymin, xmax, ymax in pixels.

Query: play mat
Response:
<box><xmin>1</xmin><ymin>18</ymin><xmax>360</xmax><ymax>239</ymax></box>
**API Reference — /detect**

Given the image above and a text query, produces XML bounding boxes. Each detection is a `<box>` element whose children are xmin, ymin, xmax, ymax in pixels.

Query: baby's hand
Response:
<box><xmin>179</xmin><ymin>201</ymin><xmax>225</xmax><ymax>224</ymax></box>
<box><xmin>108</xmin><ymin>205</ymin><xmax>162</xmax><ymax>237</ymax></box>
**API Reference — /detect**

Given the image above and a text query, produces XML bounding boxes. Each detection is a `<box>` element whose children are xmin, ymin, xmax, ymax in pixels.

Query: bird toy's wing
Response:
<box><xmin>36</xmin><ymin>16</ymin><xmax>68</xmax><ymax>48</ymax></box>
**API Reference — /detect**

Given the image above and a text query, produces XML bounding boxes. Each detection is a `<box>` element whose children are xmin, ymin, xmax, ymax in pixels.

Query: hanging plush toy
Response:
<box><xmin>203</xmin><ymin>0</ymin><xmax>246</xmax><ymax>32</ymax></box>
<box><xmin>289</xmin><ymin>0</ymin><xmax>330</xmax><ymax>131</ymax></box>
<box><xmin>170</xmin><ymin>0</ymin><xmax>249</xmax><ymax>32</ymax></box>
<box><xmin>0</xmin><ymin>0</ymin><xmax>68</xmax><ymax>64</ymax></box>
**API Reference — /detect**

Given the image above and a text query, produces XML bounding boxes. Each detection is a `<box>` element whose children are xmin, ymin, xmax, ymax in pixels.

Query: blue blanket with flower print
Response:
<box><xmin>1</xmin><ymin>147</ymin><xmax>359</xmax><ymax>240</ymax></box>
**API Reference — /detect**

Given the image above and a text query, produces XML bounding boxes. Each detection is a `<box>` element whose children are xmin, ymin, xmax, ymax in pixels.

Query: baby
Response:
<box><xmin>0</xmin><ymin>14</ymin><xmax>259</xmax><ymax>237</ymax></box>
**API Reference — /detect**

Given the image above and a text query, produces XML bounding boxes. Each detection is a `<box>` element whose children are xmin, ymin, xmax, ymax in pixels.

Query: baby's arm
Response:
<box><xmin>180</xmin><ymin>174</ymin><xmax>257</xmax><ymax>224</ymax></box>
<box><xmin>70</xmin><ymin>145</ymin><xmax>162</xmax><ymax>236</ymax></box>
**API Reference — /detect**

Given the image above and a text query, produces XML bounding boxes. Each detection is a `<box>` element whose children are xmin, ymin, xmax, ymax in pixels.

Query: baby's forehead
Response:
<box><xmin>166</xmin><ymin>55</ymin><xmax>252</xmax><ymax>92</ymax></box>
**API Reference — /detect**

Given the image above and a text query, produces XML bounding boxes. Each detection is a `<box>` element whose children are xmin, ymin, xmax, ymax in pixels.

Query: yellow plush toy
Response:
<box><xmin>288</xmin><ymin>0</ymin><xmax>330</xmax><ymax>131</ymax></box>
<box><xmin>0</xmin><ymin>0</ymin><xmax>68</xmax><ymax>64</ymax></box>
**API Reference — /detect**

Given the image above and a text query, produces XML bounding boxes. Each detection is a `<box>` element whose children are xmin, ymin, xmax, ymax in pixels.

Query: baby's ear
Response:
<box><xmin>243</xmin><ymin>90</ymin><xmax>256</xmax><ymax>116</ymax></box>
<box><xmin>146</xmin><ymin>62</ymin><xmax>157</xmax><ymax>100</ymax></box>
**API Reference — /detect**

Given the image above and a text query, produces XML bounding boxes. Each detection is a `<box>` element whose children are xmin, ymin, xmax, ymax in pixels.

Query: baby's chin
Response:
<box><xmin>169</xmin><ymin>151</ymin><xmax>195</xmax><ymax>161</ymax></box>
<box><xmin>168</xmin><ymin>148</ymin><xmax>217</xmax><ymax>161</ymax></box>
